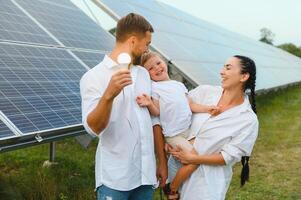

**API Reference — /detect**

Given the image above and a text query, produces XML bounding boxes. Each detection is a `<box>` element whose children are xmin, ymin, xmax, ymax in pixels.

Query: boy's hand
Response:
<box><xmin>136</xmin><ymin>94</ymin><xmax>152</xmax><ymax>107</ymax></box>
<box><xmin>208</xmin><ymin>106</ymin><xmax>221</xmax><ymax>116</ymax></box>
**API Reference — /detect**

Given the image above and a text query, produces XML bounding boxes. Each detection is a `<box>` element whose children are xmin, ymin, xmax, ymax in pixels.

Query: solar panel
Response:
<box><xmin>0</xmin><ymin>0</ymin><xmax>58</xmax><ymax>45</ymax></box>
<box><xmin>43</xmin><ymin>0</ymin><xmax>78</xmax><ymax>8</ymax></box>
<box><xmin>0</xmin><ymin>119</ymin><xmax>14</xmax><ymax>139</ymax></box>
<box><xmin>72</xmin><ymin>51</ymin><xmax>105</xmax><ymax>68</ymax></box>
<box><xmin>16</xmin><ymin>0</ymin><xmax>114</xmax><ymax>51</ymax></box>
<box><xmin>0</xmin><ymin>43</ymin><xmax>86</xmax><ymax>135</ymax></box>
<box><xmin>0</xmin><ymin>1</ymin><xmax>116</xmax><ymax>151</ymax></box>
<box><xmin>100</xmin><ymin>0</ymin><xmax>301</xmax><ymax>90</ymax></box>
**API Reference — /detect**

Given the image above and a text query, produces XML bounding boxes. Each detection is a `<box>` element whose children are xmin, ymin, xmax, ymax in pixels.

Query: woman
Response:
<box><xmin>168</xmin><ymin>55</ymin><xmax>259</xmax><ymax>200</ymax></box>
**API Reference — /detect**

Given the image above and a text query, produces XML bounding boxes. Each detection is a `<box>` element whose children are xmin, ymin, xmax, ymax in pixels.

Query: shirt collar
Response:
<box><xmin>210</xmin><ymin>94</ymin><xmax>254</xmax><ymax>122</ymax></box>
<box><xmin>103</xmin><ymin>55</ymin><xmax>118</xmax><ymax>69</ymax></box>
<box><xmin>238</xmin><ymin>95</ymin><xmax>254</xmax><ymax>113</ymax></box>
<box><xmin>216</xmin><ymin>88</ymin><xmax>253</xmax><ymax>114</ymax></box>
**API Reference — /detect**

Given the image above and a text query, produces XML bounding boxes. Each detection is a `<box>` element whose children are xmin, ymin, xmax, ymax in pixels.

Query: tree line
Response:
<box><xmin>260</xmin><ymin>27</ymin><xmax>301</xmax><ymax>58</ymax></box>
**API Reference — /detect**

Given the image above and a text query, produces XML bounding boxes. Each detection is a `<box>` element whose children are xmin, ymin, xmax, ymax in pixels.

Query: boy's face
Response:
<box><xmin>144</xmin><ymin>55</ymin><xmax>169</xmax><ymax>81</ymax></box>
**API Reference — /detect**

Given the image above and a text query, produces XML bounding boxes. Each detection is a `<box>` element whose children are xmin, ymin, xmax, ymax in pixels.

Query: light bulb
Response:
<box><xmin>117</xmin><ymin>52</ymin><xmax>131</xmax><ymax>69</ymax></box>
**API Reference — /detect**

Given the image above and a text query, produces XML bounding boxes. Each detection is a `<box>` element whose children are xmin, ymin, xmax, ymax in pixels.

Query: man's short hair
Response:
<box><xmin>116</xmin><ymin>13</ymin><xmax>154</xmax><ymax>42</ymax></box>
<box><xmin>140</xmin><ymin>51</ymin><xmax>162</xmax><ymax>66</ymax></box>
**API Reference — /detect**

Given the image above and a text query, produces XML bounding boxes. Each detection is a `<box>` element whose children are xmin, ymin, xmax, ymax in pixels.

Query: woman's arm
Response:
<box><xmin>169</xmin><ymin>146</ymin><xmax>226</xmax><ymax>165</ymax></box>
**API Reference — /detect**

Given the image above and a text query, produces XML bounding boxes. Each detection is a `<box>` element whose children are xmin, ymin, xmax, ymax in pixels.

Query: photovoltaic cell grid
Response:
<box><xmin>16</xmin><ymin>0</ymin><xmax>114</xmax><ymax>51</ymax></box>
<box><xmin>0</xmin><ymin>43</ymin><xmax>86</xmax><ymax>135</ymax></box>
<box><xmin>72</xmin><ymin>51</ymin><xmax>105</xmax><ymax>68</ymax></box>
<box><xmin>0</xmin><ymin>0</ymin><xmax>116</xmax><ymax>140</ymax></box>
<box><xmin>0</xmin><ymin>120</ymin><xmax>13</xmax><ymax>138</ymax></box>
<box><xmin>0</xmin><ymin>0</ymin><xmax>58</xmax><ymax>45</ymax></box>
<box><xmin>100</xmin><ymin>0</ymin><xmax>301</xmax><ymax>90</ymax></box>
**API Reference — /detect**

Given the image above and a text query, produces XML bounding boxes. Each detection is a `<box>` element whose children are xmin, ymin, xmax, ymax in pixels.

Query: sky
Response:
<box><xmin>72</xmin><ymin>0</ymin><xmax>301</xmax><ymax>46</ymax></box>
<box><xmin>160</xmin><ymin>0</ymin><xmax>301</xmax><ymax>46</ymax></box>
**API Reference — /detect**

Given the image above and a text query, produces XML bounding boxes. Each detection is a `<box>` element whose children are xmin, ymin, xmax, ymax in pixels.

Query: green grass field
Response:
<box><xmin>1</xmin><ymin>84</ymin><xmax>301</xmax><ymax>200</ymax></box>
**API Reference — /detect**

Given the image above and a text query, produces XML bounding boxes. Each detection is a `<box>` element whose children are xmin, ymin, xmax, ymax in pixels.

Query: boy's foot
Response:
<box><xmin>163</xmin><ymin>183</ymin><xmax>180</xmax><ymax>200</ymax></box>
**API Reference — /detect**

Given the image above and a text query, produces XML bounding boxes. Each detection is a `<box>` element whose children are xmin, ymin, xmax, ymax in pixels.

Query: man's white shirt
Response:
<box><xmin>80</xmin><ymin>55</ymin><xmax>157</xmax><ymax>191</ymax></box>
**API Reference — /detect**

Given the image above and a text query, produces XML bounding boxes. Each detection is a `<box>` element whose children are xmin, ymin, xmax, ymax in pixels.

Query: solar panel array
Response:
<box><xmin>0</xmin><ymin>0</ymin><xmax>114</xmax><ymax>144</ymax></box>
<box><xmin>16</xmin><ymin>0</ymin><xmax>114</xmax><ymax>50</ymax></box>
<box><xmin>0</xmin><ymin>0</ymin><xmax>58</xmax><ymax>45</ymax></box>
<box><xmin>0</xmin><ymin>43</ymin><xmax>85</xmax><ymax>134</ymax></box>
<box><xmin>2</xmin><ymin>0</ymin><xmax>301</xmax><ymax>148</ymax></box>
<box><xmin>100</xmin><ymin>0</ymin><xmax>301</xmax><ymax>90</ymax></box>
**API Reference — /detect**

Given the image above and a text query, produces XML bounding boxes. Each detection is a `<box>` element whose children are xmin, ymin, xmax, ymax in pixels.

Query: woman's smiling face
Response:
<box><xmin>220</xmin><ymin>57</ymin><xmax>249</xmax><ymax>90</ymax></box>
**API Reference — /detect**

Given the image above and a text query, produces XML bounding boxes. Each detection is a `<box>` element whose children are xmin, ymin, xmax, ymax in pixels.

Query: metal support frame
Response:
<box><xmin>0</xmin><ymin>125</ymin><xmax>87</xmax><ymax>153</ymax></box>
<box><xmin>49</xmin><ymin>142</ymin><xmax>56</xmax><ymax>162</ymax></box>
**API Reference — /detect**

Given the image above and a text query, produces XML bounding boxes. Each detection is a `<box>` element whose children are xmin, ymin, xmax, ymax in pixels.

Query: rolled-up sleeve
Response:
<box><xmin>151</xmin><ymin>116</ymin><xmax>161</xmax><ymax>126</ymax></box>
<box><xmin>80</xmin><ymin>73</ymin><xmax>104</xmax><ymax>137</ymax></box>
<box><xmin>188</xmin><ymin>85</ymin><xmax>210</xmax><ymax>104</ymax></box>
<box><xmin>151</xmin><ymin>83</ymin><xmax>160</xmax><ymax>100</ymax></box>
<box><xmin>221</xmin><ymin>119</ymin><xmax>259</xmax><ymax>165</ymax></box>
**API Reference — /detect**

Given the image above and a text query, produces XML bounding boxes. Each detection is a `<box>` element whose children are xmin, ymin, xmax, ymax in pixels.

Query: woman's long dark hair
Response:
<box><xmin>234</xmin><ymin>55</ymin><xmax>257</xmax><ymax>186</ymax></box>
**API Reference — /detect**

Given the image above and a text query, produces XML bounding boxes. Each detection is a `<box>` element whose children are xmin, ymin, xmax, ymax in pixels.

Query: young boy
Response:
<box><xmin>136</xmin><ymin>51</ymin><xmax>220</xmax><ymax>197</ymax></box>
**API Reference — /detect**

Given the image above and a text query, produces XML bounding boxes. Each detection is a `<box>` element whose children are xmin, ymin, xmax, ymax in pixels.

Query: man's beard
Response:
<box><xmin>132</xmin><ymin>53</ymin><xmax>142</xmax><ymax>66</ymax></box>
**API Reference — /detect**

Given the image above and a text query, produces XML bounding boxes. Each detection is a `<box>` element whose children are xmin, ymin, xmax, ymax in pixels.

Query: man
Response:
<box><xmin>80</xmin><ymin>13</ymin><xmax>167</xmax><ymax>199</ymax></box>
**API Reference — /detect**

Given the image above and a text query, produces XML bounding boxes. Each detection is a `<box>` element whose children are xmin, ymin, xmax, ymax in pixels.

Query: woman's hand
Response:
<box><xmin>169</xmin><ymin>145</ymin><xmax>198</xmax><ymax>165</ymax></box>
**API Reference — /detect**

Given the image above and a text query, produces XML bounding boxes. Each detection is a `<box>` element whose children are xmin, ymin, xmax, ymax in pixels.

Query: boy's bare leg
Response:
<box><xmin>169</xmin><ymin>137</ymin><xmax>196</xmax><ymax>192</ymax></box>
<box><xmin>169</xmin><ymin>163</ymin><xmax>198</xmax><ymax>192</ymax></box>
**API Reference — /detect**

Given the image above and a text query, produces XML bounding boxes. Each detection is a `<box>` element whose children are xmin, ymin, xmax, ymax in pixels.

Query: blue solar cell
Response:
<box><xmin>0</xmin><ymin>97</ymin><xmax>22</xmax><ymax>116</ymax></box>
<box><xmin>0</xmin><ymin>43</ymin><xmax>86</xmax><ymax>135</ymax></box>
<box><xmin>72</xmin><ymin>51</ymin><xmax>105</xmax><ymax>68</ymax></box>
<box><xmin>8</xmin><ymin>114</ymin><xmax>38</xmax><ymax>133</ymax></box>
<box><xmin>0</xmin><ymin>0</ymin><xmax>58</xmax><ymax>45</ymax></box>
<box><xmin>16</xmin><ymin>0</ymin><xmax>114</xmax><ymax>51</ymax></box>
<box><xmin>0</xmin><ymin>120</ymin><xmax>14</xmax><ymax>138</ymax></box>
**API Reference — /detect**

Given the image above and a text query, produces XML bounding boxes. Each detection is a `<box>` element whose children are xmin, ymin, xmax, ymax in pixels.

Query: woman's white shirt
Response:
<box><xmin>179</xmin><ymin>85</ymin><xmax>259</xmax><ymax>200</ymax></box>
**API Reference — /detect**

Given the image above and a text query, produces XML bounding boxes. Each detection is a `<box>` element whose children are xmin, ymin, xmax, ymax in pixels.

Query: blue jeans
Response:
<box><xmin>96</xmin><ymin>185</ymin><xmax>154</xmax><ymax>200</ymax></box>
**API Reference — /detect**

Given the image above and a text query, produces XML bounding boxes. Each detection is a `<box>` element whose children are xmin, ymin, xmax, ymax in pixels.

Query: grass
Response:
<box><xmin>1</xmin><ymin>84</ymin><xmax>301</xmax><ymax>200</ymax></box>
<box><xmin>227</xmin><ymin>84</ymin><xmax>301</xmax><ymax>200</ymax></box>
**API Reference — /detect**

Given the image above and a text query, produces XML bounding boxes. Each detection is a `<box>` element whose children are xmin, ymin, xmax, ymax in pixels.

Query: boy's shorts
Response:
<box><xmin>165</xmin><ymin>130</ymin><xmax>194</xmax><ymax>151</ymax></box>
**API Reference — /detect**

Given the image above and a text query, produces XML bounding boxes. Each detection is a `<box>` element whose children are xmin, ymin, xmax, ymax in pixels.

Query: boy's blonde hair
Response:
<box><xmin>140</xmin><ymin>51</ymin><xmax>163</xmax><ymax>66</ymax></box>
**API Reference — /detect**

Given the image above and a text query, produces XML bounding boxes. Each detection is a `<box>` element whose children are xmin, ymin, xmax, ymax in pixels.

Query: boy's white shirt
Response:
<box><xmin>151</xmin><ymin>80</ymin><xmax>192</xmax><ymax>137</ymax></box>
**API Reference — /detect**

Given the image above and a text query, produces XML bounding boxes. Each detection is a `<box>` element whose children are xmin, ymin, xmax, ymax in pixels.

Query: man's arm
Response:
<box><xmin>153</xmin><ymin>125</ymin><xmax>168</xmax><ymax>187</ymax></box>
<box><xmin>87</xmin><ymin>69</ymin><xmax>132</xmax><ymax>134</ymax></box>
